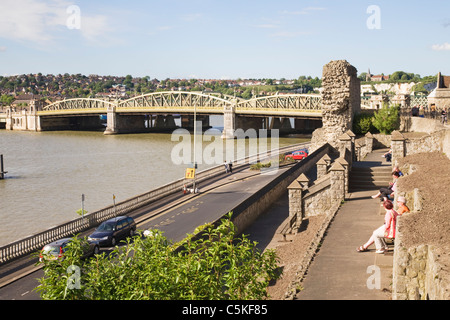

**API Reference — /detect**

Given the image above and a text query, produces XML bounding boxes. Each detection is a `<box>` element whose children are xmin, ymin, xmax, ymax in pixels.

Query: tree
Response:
<box><xmin>371</xmin><ymin>103</ymin><xmax>400</xmax><ymax>134</ymax></box>
<box><xmin>35</xmin><ymin>213</ymin><xmax>280</xmax><ymax>300</ymax></box>
<box><xmin>0</xmin><ymin>94</ymin><xmax>15</xmax><ymax>106</ymax></box>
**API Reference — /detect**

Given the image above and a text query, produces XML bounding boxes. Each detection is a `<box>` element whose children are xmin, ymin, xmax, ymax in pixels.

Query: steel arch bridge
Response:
<box><xmin>41</xmin><ymin>91</ymin><xmax>323</xmax><ymax>117</ymax></box>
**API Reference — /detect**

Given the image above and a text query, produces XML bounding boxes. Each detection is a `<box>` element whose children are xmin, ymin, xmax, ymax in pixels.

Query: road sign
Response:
<box><xmin>185</xmin><ymin>168</ymin><xmax>195</xmax><ymax>179</ymax></box>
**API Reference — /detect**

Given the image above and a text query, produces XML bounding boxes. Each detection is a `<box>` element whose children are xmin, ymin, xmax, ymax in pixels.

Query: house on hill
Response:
<box><xmin>428</xmin><ymin>72</ymin><xmax>450</xmax><ymax>111</ymax></box>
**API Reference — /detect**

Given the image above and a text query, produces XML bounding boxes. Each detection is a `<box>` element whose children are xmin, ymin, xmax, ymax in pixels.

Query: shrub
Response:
<box><xmin>371</xmin><ymin>103</ymin><xmax>400</xmax><ymax>134</ymax></box>
<box><xmin>353</xmin><ymin>113</ymin><xmax>375</xmax><ymax>134</ymax></box>
<box><xmin>35</xmin><ymin>213</ymin><xmax>280</xmax><ymax>300</ymax></box>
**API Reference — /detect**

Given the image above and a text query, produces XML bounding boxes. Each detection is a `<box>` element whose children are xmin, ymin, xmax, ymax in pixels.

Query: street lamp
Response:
<box><xmin>193</xmin><ymin>102</ymin><xmax>197</xmax><ymax>193</ymax></box>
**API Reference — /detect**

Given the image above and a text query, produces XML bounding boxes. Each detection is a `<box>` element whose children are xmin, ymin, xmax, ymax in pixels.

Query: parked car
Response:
<box><xmin>284</xmin><ymin>150</ymin><xmax>308</xmax><ymax>161</ymax></box>
<box><xmin>88</xmin><ymin>216</ymin><xmax>136</xmax><ymax>247</ymax></box>
<box><xmin>39</xmin><ymin>237</ymin><xmax>99</xmax><ymax>262</ymax></box>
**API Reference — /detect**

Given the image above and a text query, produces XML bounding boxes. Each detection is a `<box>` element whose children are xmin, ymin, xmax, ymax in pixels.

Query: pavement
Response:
<box><xmin>246</xmin><ymin>148</ymin><xmax>395</xmax><ymax>300</ymax></box>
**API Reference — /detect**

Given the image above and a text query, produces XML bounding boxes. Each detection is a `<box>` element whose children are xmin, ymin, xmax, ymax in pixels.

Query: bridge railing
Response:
<box><xmin>0</xmin><ymin>142</ymin><xmax>309</xmax><ymax>265</ymax></box>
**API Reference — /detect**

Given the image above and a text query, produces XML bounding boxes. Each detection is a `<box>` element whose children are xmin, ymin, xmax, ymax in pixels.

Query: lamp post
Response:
<box><xmin>193</xmin><ymin>102</ymin><xmax>197</xmax><ymax>193</ymax></box>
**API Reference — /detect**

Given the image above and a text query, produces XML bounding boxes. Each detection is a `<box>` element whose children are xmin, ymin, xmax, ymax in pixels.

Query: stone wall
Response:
<box><xmin>391</xmin><ymin>127</ymin><xmax>450</xmax><ymax>299</ymax></box>
<box><xmin>389</xmin><ymin>129</ymin><xmax>449</xmax><ymax>165</ymax></box>
<box><xmin>393</xmin><ymin>226</ymin><xmax>450</xmax><ymax>300</ymax></box>
<box><xmin>392</xmin><ymin>186</ymin><xmax>450</xmax><ymax>300</ymax></box>
<box><xmin>310</xmin><ymin>60</ymin><xmax>361</xmax><ymax>153</ymax></box>
<box><xmin>288</xmin><ymin>147</ymin><xmax>348</xmax><ymax>225</ymax></box>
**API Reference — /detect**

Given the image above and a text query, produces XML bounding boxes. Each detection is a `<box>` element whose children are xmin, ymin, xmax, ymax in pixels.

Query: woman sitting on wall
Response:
<box><xmin>371</xmin><ymin>171</ymin><xmax>400</xmax><ymax>201</ymax></box>
<box><xmin>356</xmin><ymin>200</ymin><xmax>398</xmax><ymax>254</ymax></box>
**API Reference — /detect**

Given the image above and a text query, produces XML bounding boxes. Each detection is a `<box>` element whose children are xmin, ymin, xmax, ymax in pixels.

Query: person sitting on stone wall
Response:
<box><xmin>382</xmin><ymin>148</ymin><xmax>392</xmax><ymax>162</ymax></box>
<box><xmin>392</xmin><ymin>166</ymin><xmax>403</xmax><ymax>177</ymax></box>
<box><xmin>396</xmin><ymin>196</ymin><xmax>410</xmax><ymax>216</ymax></box>
<box><xmin>356</xmin><ymin>200</ymin><xmax>398</xmax><ymax>254</ymax></box>
<box><xmin>371</xmin><ymin>171</ymin><xmax>400</xmax><ymax>202</ymax></box>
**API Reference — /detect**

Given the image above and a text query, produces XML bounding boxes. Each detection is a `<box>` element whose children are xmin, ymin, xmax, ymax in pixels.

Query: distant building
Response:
<box><xmin>366</xmin><ymin>69</ymin><xmax>389</xmax><ymax>82</ymax></box>
<box><xmin>428</xmin><ymin>72</ymin><xmax>450</xmax><ymax>110</ymax></box>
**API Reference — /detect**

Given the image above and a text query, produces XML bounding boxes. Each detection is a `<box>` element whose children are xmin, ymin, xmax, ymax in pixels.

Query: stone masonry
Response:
<box><xmin>310</xmin><ymin>60</ymin><xmax>361</xmax><ymax>153</ymax></box>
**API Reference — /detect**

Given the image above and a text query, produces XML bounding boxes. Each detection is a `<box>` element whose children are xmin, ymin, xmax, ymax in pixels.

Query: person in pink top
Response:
<box><xmin>357</xmin><ymin>200</ymin><xmax>398</xmax><ymax>254</ymax></box>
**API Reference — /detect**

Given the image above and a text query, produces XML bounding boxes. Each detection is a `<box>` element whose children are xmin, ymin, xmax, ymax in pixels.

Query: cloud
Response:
<box><xmin>0</xmin><ymin>0</ymin><xmax>113</xmax><ymax>46</ymax></box>
<box><xmin>432</xmin><ymin>43</ymin><xmax>450</xmax><ymax>51</ymax></box>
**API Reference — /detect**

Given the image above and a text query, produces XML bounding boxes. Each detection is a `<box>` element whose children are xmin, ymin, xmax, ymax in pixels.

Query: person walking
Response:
<box><xmin>442</xmin><ymin>107</ymin><xmax>448</xmax><ymax>125</ymax></box>
<box><xmin>224</xmin><ymin>161</ymin><xmax>229</xmax><ymax>173</ymax></box>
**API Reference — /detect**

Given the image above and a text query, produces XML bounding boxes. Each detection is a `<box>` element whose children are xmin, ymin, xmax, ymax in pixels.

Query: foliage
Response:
<box><xmin>0</xmin><ymin>94</ymin><xmax>15</xmax><ymax>105</ymax></box>
<box><xmin>353</xmin><ymin>113</ymin><xmax>376</xmax><ymax>134</ymax></box>
<box><xmin>35</xmin><ymin>213</ymin><xmax>280</xmax><ymax>300</ymax></box>
<box><xmin>250</xmin><ymin>161</ymin><xmax>272</xmax><ymax>170</ymax></box>
<box><xmin>371</xmin><ymin>103</ymin><xmax>400</xmax><ymax>134</ymax></box>
<box><xmin>76</xmin><ymin>209</ymin><xmax>88</xmax><ymax>217</ymax></box>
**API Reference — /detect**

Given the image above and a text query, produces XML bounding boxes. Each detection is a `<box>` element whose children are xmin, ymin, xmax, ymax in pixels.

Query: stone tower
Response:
<box><xmin>310</xmin><ymin>60</ymin><xmax>361</xmax><ymax>152</ymax></box>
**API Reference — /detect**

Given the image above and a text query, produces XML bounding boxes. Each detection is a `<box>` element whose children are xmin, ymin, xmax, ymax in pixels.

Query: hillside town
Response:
<box><xmin>0</xmin><ymin>71</ymin><xmax>438</xmax><ymax>112</ymax></box>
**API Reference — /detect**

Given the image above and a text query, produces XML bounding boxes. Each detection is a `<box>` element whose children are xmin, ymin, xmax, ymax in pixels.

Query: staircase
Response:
<box><xmin>349</xmin><ymin>148</ymin><xmax>392</xmax><ymax>192</ymax></box>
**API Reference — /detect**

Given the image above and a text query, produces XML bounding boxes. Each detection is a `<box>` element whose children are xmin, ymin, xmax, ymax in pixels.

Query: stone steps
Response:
<box><xmin>349</xmin><ymin>166</ymin><xmax>392</xmax><ymax>191</ymax></box>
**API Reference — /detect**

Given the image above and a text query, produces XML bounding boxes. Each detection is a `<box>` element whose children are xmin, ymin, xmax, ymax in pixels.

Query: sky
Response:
<box><xmin>0</xmin><ymin>0</ymin><xmax>449</xmax><ymax>80</ymax></box>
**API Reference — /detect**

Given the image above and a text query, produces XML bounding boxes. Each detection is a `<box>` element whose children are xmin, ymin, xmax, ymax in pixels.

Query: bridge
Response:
<box><xmin>1</xmin><ymin>92</ymin><xmax>324</xmax><ymax>137</ymax></box>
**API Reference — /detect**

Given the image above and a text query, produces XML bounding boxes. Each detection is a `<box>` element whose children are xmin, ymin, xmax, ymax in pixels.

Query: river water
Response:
<box><xmin>0</xmin><ymin>121</ymin><xmax>309</xmax><ymax>246</ymax></box>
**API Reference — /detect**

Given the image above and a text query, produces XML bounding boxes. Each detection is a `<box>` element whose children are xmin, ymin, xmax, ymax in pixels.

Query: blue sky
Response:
<box><xmin>0</xmin><ymin>0</ymin><xmax>449</xmax><ymax>79</ymax></box>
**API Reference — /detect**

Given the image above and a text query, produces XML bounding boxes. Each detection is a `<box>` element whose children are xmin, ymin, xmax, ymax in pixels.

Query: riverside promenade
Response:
<box><xmin>246</xmin><ymin>148</ymin><xmax>395</xmax><ymax>300</ymax></box>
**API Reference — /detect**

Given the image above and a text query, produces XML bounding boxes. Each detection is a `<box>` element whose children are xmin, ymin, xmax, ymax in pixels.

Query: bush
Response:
<box><xmin>371</xmin><ymin>103</ymin><xmax>400</xmax><ymax>134</ymax></box>
<box><xmin>35</xmin><ymin>213</ymin><xmax>280</xmax><ymax>300</ymax></box>
<box><xmin>353</xmin><ymin>113</ymin><xmax>375</xmax><ymax>134</ymax></box>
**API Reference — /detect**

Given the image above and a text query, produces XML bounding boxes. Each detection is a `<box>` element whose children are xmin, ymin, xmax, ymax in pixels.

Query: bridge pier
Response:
<box><xmin>221</xmin><ymin>104</ymin><xmax>236</xmax><ymax>139</ymax></box>
<box><xmin>105</xmin><ymin>105</ymin><xmax>148</xmax><ymax>134</ymax></box>
<box><xmin>5</xmin><ymin>103</ymin><xmax>41</xmax><ymax>131</ymax></box>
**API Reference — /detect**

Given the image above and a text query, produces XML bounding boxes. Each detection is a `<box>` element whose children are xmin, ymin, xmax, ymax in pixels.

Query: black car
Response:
<box><xmin>88</xmin><ymin>216</ymin><xmax>136</xmax><ymax>247</ymax></box>
<box><xmin>39</xmin><ymin>237</ymin><xmax>99</xmax><ymax>262</ymax></box>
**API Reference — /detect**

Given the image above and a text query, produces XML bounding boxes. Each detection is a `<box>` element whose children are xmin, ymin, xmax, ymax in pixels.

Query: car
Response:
<box><xmin>39</xmin><ymin>237</ymin><xmax>99</xmax><ymax>262</ymax></box>
<box><xmin>284</xmin><ymin>150</ymin><xmax>308</xmax><ymax>161</ymax></box>
<box><xmin>88</xmin><ymin>216</ymin><xmax>136</xmax><ymax>247</ymax></box>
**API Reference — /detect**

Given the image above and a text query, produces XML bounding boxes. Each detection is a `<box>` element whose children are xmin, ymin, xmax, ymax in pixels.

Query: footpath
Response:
<box><xmin>246</xmin><ymin>148</ymin><xmax>394</xmax><ymax>300</ymax></box>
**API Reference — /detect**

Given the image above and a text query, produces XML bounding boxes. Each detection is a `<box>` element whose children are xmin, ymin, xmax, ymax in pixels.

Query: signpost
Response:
<box><xmin>185</xmin><ymin>168</ymin><xmax>195</xmax><ymax>179</ymax></box>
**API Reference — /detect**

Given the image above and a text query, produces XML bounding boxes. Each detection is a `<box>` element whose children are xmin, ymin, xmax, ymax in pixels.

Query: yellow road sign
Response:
<box><xmin>185</xmin><ymin>168</ymin><xmax>195</xmax><ymax>179</ymax></box>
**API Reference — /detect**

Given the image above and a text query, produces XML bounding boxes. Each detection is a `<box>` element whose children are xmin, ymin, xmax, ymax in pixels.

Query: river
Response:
<box><xmin>0</xmin><ymin>121</ymin><xmax>310</xmax><ymax>246</ymax></box>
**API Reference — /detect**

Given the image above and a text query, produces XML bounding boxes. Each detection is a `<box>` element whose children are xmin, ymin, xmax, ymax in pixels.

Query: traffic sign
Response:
<box><xmin>185</xmin><ymin>168</ymin><xmax>195</xmax><ymax>179</ymax></box>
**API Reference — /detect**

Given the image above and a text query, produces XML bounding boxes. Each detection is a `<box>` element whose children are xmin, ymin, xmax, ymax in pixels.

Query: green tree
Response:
<box><xmin>353</xmin><ymin>113</ymin><xmax>375</xmax><ymax>134</ymax></box>
<box><xmin>371</xmin><ymin>103</ymin><xmax>400</xmax><ymax>134</ymax></box>
<box><xmin>35</xmin><ymin>214</ymin><xmax>280</xmax><ymax>300</ymax></box>
<box><xmin>0</xmin><ymin>94</ymin><xmax>15</xmax><ymax>106</ymax></box>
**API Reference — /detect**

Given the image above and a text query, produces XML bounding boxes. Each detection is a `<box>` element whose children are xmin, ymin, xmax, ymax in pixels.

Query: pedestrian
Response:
<box><xmin>224</xmin><ymin>161</ymin><xmax>229</xmax><ymax>173</ymax></box>
<box><xmin>442</xmin><ymin>107</ymin><xmax>448</xmax><ymax>124</ymax></box>
<box><xmin>228</xmin><ymin>160</ymin><xmax>233</xmax><ymax>173</ymax></box>
<box><xmin>356</xmin><ymin>200</ymin><xmax>398</xmax><ymax>254</ymax></box>
<box><xmin>431</xmin><ymin>104</ymin><xmax>436</xmax><ymax>119</ymax></box>
<box><xmin>419</xmin><ymin>106</ymin><xmax>425</xmax><ymax>118</ymax></box>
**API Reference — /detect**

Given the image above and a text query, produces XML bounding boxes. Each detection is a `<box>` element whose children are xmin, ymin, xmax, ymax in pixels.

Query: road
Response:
<box><xmin>0</xmin><ymin>162</ymin><xmax>296</xmax><ymax>300</ymax></box>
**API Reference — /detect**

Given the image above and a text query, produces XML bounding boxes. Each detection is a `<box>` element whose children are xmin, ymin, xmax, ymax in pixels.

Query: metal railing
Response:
<box><xmin>0</xmin><ymin>142</ymin><xmax>309</xmax><ymax>265</ymax></box>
